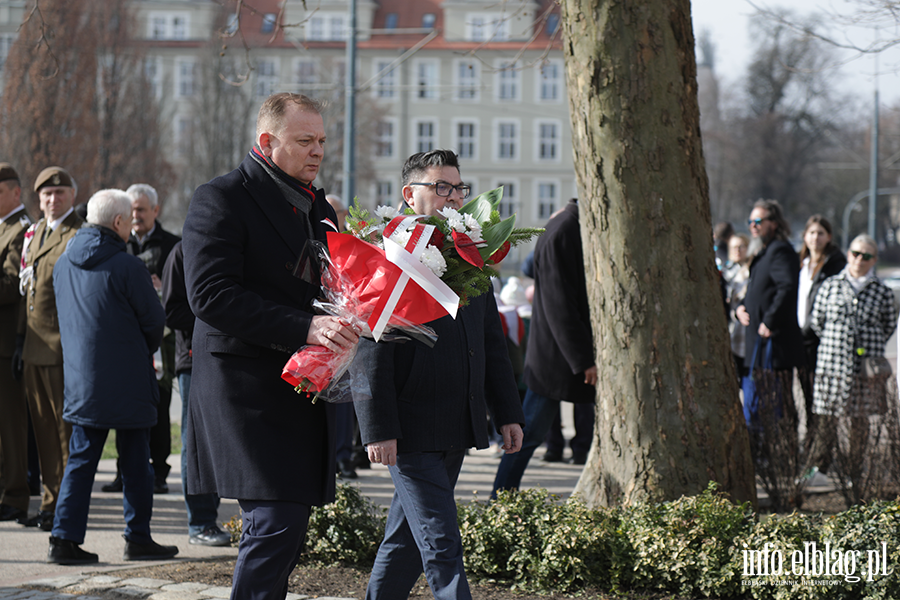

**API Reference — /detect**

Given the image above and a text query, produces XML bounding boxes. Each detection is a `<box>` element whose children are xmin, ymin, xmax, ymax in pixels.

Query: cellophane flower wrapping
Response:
<box><xmin>281</xmin><ymin>233</ymin><xmax>448</xmax><ymax>403</ymax></box>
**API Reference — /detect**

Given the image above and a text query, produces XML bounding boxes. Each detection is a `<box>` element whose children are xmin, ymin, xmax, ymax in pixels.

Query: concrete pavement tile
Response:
<box><xmin>106</xmin><ymin>586</ymin><xmax>158</xmax><ymax>598</ymax></box>
<box><xmin>197</xmin><ymin>587</ymin><xmax>231</xmax><ymax>599</ymax></box>
<box><xmin>159</xmin><ymin>583</ymin><xmax>210</xmax><ymax>592</ymax></box>
<box><xmin>284</xmin><ymin>595</ymin><xmax>310</xmax><ymax>600</ymax></box>
<box><xmin>146</xmin><ymin>593</ymin><xmax>206</xmax><ymax>600</ymax></box>
<box><xmin>20</xmin><ymin>576</ymin><xmax>86</xmax><ymax>590</ymax></box>
<box><xmin>8</xmin><ymin>592</ymin><xmax>76</xmax><ymax>599</ymax></box>
<box><xmin>116</xmin><ymin>579</ymin><xmax>171</xmax><ymax>590</ymax></box>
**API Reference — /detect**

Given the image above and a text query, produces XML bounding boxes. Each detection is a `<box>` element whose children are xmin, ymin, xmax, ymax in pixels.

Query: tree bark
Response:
<box><xmin>560</xmin><ymin>0</ymin><xmax>757</xmax><ymax>508</ymax></box>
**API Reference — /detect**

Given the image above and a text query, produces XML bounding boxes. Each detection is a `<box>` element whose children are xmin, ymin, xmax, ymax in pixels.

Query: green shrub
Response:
<box><xmin>621</xmin><ymin>482</ymin><xmax>754</xmax><ymax>598</ymax></box>
<box><xmin>458</xmin><ymin>488</ymin><xmax>627</xmax><ymax>593</ymax></box>
<box><xmin>304</xmin><ymin>483</ymin><xmax>387</xmax><ymax>565</ymax></box>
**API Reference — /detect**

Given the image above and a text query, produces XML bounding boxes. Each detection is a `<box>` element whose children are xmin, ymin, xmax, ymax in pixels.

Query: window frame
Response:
<box><xmin>493</xmin><ymin>118</ymin><xmax>520</xmax><ymax>162</ymax></box>
<box><xmin>453</xmin><ymin>119</ymin><xmax>479</xmax><ymax>161</ymax></box>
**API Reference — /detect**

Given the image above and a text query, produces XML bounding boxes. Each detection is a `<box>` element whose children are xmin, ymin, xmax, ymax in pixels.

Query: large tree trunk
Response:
<box><xmin>560</xmin><ymin>0</ymin><xmax>757</xmax><ymax>508</ymax></box>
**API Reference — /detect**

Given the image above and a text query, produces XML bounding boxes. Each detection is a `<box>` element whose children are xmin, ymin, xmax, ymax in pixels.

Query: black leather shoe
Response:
<box><xmin>569</xmin><ymin>453</ymin><xmax>587</xmax><ymax>465</ymax></box>
<box><xmin>189</xmin><ymin>525</ymin><xmax>231</xmax><ymax>547</ymax></box>
<box><xmin>47</xmin><ymin>536</ymin><xmax>98</xmax><ymax>565</ymax></box>
<box><xmin>337</xmin><ymin>460</ymin><xmax>358</xmax><ymax>479</ymax></box>
<box><xmin>123</xmin><ymin>536</ymin><xmax>179</xmax><ymax>561</ymax></box>
<box><xmin>542</xmin><ymin>450</ymin><xmax>564</xmax><ymax>463</ymax></box>
<box><xmin>101</xmin><ymin>475</ymin><xmax>123</xmax><ymax>493</ymax></box>
<box><xmin>21</xmin><ymin>510</ymin><xmax>54</xmax><ymax>531</ymax></box>
<box><xmin>0</xmin><ymin>504</ymin><xmax>27</xmax><ymax>522</ymax></box>
<box><xmin>153</xmin><ymin>478</ymin><xmax>168</xmax><ymax>494</ymax></box>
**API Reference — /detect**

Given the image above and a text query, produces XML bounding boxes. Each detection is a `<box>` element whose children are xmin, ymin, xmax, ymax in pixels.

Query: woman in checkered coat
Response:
<box><xmin>810</xmin><ymin>235</ymin><xmax>897</xmax><ymax>418</ymax></box>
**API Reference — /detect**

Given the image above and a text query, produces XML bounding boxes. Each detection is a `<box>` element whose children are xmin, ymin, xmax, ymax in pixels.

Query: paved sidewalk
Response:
<box><xmin>0</xmin><ymin>449</ymin><xmax>585</xmax><ymax>599</ymax></box>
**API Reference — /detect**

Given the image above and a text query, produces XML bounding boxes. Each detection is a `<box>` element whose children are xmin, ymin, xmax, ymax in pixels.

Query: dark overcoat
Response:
<box><xmin>524</xmin><ymin>200</ymin><xmax>594</xmax><ymax>403</ymax></box>
<box><xmin>742</xmin><ymin>238</ymin><xmax>805</xmax><ymax>370</ymax></box>
<box><xmin>354</xmin><ymin>291</ymin><xmax>525</xmax><ymax>453</ymax></box>
<box><xmin>800</xmin><ymin>246</ymin><xmax>847</xmax><ymax>349</ymax></box>
<box><xmin>182</xmin><ymin>154</ymin><xmax>338</xmax><ymax>504</ymax></box>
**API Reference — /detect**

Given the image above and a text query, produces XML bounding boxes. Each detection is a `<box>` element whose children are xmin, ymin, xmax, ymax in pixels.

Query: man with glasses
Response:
<box><xmin>354</xmin><ymin>149</ymin><xmax>524</xmax><ymax>600</ymax></box>
<box><xmin>736</xmin><ymin>199</ymin><xmax>804</xmax><ymax>473</ymax></box>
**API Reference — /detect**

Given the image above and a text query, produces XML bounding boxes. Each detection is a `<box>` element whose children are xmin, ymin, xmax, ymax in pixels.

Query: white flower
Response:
<box><xmin>420</xmin><ymin>245</ymin><xmax>447</xmax><ymax>277</ymax></box>
<box><xmin>388</xmin><ymin>227</ymin><xmax>412</xmax><ymax>247</ymax></box>
<box><xmin>375</xmin><ymin>205</ymin><xmax>400</xmax><ymax>221</ymax></box>
<box><xmin>463</xmin><ymin>214</ymin><xmax>484</xmax><ymax>242</ymax></box>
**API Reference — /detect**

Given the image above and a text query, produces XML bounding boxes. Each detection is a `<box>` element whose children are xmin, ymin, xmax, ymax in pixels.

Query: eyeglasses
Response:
<box><xmin>747</xmin><ymin>217</ymin><xmax>770</xmax><ymax>227</ymax></box>
<box><xmin>408</xmin><ymin>181</ymin><xmax>471</xmax><ymax>199</ymax></box>
<box><xmin>850</xmin><ymin>250</ymin><xmax>875</xmax><ymax>261</ymax></box>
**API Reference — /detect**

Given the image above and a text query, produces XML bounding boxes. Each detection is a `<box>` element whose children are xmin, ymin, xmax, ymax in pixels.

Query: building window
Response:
<box><xmin>176</xmin><ymin>116</ymin><xmax>193</xmax><ymax>156</ymax></box>
<box><xmin>309</xmin><ymin>16</ymin><xmax>325</xmax><ymax>40</ymax></box>
<box><xmin>172</xmin><ymin>16</ymin><xmax>188</xmax><ymax>39</ymax></box>
<box><xmin>456</xmin><ymin>60</ymin><xmax>479</xmax><ymax>101</ymax></box>
<box><xmin>415</xmin><ymin>60</ymin><xmax>438</xmax><ymax>100</ymax></box>
<box><xmin>376</xmin><ymin>120</ymin><xmax>395</xmax><ymax>158</ymax></box>
<box><xmin>376</xmin><ymin>180</ymin><xmax>394</xmax><ymax>206</ymax></box>
<box><xmin>177</xmin><ymin>58</ymin><xmax>197</xmax><ymax>97</ymax></box>
<box><xmin>537</xmin><ymin>121</ymin><xmax>560</xmax><ymax>161</ymax></box>
<box><xmin>537</xmin><ymin>182</ymin><xmax>558</xmax><ymax>219</ymax></box>
<box><xmin>385</xmin><ymin>13</ymin><xmax>398</xmax><ymax>29</ymax></box>
<box><xmin>330</xmin><ymin>16</ymin><xmax>346</xmax><ymax>40</ymax></box>
<box><xmin>496</xmin><ymin>62</ymin><xmax>519</xmax><ymax>101</ymax></box>
<box><xmin>422</xmin><ymin>13</ymin><xmax>436</xmax><ymax>29</ymax></box>
<box><xmin>539</xmin><ymin>60</ymin><xmax>562</xmax><ymax>101</ymax></box>
<box><xmin>466</xmin><ymin>13</ymin><xmax>509</xmax><ymax>42</ymax></box>
<box><xmin>255</xmin><ymin>58</ymin><xmax>279</xmax><ymax>98</ymax></box>
<box><xmin>416</xmin><ymin>120</ymin><xmax>437</xmax><ymax>153</ymax></box>
<box><xmin>149</xmin><ymin>13</ymin><xmax>190</xmax><ymax>40</ymax></box>
<box><xmin>496</xmin><ymin>120</ymin><xmax>518</xmax><ymax>160</ymax></box>
<box><xmin>143</xmin><ymin>57</ymin><xmax>161</xmax><ymax>99</ymax></box>
<box><xmin>0</xmin><ymin>34</ymin><xmax>15</xmax><ymax>73</ymax></box>
<box><xmin>262</xmin><ymin>13</ymin><xmax>277</xmax><ymax>33</ymax></box>
<box><xmin>495</xmin><ymin>181</ymin><xmax>518</xmax><ymax>219</ymax></box>
<box><xmin>546</xmin><ymin>13</ymin><xmax>560</xmax><ymax>36</ymax></box>
<box><xmin>373</xmin><ymin>59</ymin><xmax>397</xmax><ymax>99</ymax></box>
<box><xmin>294</xmin><ymin>59</ymin><xmax>317</xmax><ymax>88</ymax></box>
<box><xmin>455</xmin><ymin>122</ymin><xmax>477</xmax><ymax>160</ymax></box>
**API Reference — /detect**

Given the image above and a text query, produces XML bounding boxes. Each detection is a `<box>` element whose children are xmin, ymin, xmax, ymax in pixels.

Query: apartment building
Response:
<box><xmin>1</xmin><ymin>0</ymin><xmax>575</xmax><ymax>255</ymax></box>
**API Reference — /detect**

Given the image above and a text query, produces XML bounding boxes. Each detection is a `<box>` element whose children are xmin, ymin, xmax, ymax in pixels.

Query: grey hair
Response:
<box><xmin>851</xmin><ymin>234</ymin><xmax>878</xmax><ymax>256</ymax></box>
<box><xmin>87</xmin><ymin>189</ymin><xmax>132</xmax><ymax>228</ymax></box>
<box><xmin>126</xmin><ymin>183</ymin><xmax>158</xmax><ymax>207</ymax></box>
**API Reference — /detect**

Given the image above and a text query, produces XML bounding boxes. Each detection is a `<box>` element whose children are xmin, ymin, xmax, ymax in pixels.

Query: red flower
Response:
<box><xmin>488</xmin><ymin>241</ymin><xmax>511</xmax><ymax>265</ymax></box>
<box><xmin>451</xmin><ymin>230</ymin><xmax>484</xmax><ymax>268</ymax></box>
<box><xmin>429</xmin><ymin>228</ymin><xmax>446</xmax><ymax>251</ymax></box>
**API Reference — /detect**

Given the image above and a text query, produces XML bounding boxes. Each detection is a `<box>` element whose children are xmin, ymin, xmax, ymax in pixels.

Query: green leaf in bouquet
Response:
<box><xmin>479</xmin><ymin>214</ymin><xmax>516</xmax><ymax>259</ymax></box>
<box><xmin>459</xmin><ymin>187</ymin><xmax>503</xmax><ymax>223</ymax></box>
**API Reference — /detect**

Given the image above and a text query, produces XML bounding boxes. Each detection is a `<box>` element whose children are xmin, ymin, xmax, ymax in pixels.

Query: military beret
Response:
<box><xmin>34</xmin><ymin>166</ymin><xmax>74</xmax><ymax>192</ymax></box>
<box><xmin>0</xmin><ymin>162</ymin><xmax>19</xmax><ymax>184</ymax></box>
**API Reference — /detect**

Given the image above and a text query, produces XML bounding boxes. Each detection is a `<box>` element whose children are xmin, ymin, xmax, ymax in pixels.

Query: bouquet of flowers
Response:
<box><xmin>281</xmin><ymin>186</ymin><xmax>543</xmax><ymax>402</ymax></box>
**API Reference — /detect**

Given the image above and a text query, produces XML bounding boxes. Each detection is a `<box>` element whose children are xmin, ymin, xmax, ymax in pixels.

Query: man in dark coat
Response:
<box><xmin>182</xmin><ymin>93</ymin><xmax>357</xmax><ymax>600</ymax></box>
<box><xmin>114</xmin><ymin>183</ymin><xmax>180</xmax><ymax>494</ymax></box>
<box><xmin>355</xmin><ymin>149</ymin><xmax>525</xmax><ymax>600</ymax></box>
<box><xmin>737</xmin><ymin>199</ymin><xmax>805</xmax><ymax>373</ymax></box>
<box><xmin>0</xmin><ymin>164</ymin><xmax>31</xmax><ymax>523</ymax></box>
<box><xmin>161</xmin><ymin>241</ymin><xmax>230</xmax><ymax>547</ymax></box>
<box><xmin>492</xmin><ymin>198</ymin><xmax>596</xmax><ymax>496</ymax></box>
<box><xmin>49</xmin><ymin>189</ymin><xmax>175</xmax><ymax>564</ymax></box>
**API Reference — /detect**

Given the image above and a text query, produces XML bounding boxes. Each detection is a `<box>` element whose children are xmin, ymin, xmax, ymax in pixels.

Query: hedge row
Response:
<box><xmin>226</xmin><ymin>483</ymin><xmax>900</xmax><ymax>599</ymax></box>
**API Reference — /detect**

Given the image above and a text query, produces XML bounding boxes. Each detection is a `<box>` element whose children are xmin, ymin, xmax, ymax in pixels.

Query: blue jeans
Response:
<box><xmin>491</xmin><ymin>388</ymin><xmax>558</xmax><ymax>497</ymax></box>
<box><xmin>366</xmin><ymin>449</ymin><xmax>470</xmax><ymax>600</ymax></box>
<box><xmin>52</xmin><ymin>425</ymin><xmax>153</xmax><ymax>545</ymax></box>
<box><xmin>179</xmin><ymin>372</ymin><xmax>221</xmax><ymax>536</ymax></box>
<box><xmin>232</xmin><ymin>499</ymin><xmax>310</xmax><ymax>600</ymax></box>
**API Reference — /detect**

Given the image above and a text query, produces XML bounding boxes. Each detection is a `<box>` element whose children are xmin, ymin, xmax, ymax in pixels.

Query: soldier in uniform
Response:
<box><xmin>13</xmin><ymin>166</ymin><xmax>83</xmax><ymax>530</ymax></box>
<box><xmin>0</xmin><ymin>163</ymin><xmax>32</xmax><ymax>523</ymax></box>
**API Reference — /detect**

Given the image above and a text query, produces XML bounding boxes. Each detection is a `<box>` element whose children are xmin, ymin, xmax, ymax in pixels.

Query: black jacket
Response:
<box><xmin>161</xmin><ymin>241</ymin><xmax>192</xmax><ymax>374</ymax></box>
<box><xmin>128</xmin><ymin>222</ymin><xmax>180</xmax><ymax>278</ymax></box>
<box><xmin>354</xmin><ymin>289</ymin><xmax>525</xmax><ymax>453</ymax></box>
<box><xmin>523</xmin><ymin>199</ymin><xmax>595</xmax><ymax>403</ymax></box>
<box><xmin>182</xmin><ymin>153</ymin><xmax>338</xmax><ymax>503</ymax></box>
<box><xmin>742</xmin><ymin>238</ymin><xmax>805</xmax><ymax>370</ymax></box>
<box><xmin>800</xmin><ymin>245</ymin><xmax>847</xmax><ymax>346</ymax></box>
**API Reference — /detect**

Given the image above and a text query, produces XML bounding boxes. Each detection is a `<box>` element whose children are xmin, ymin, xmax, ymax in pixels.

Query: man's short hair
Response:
<box><xmin>126</xmin><ymin>183</ymin><xmax>159</xmax><ymax>208</ymax></box>
<box><xmin>401</xmin><ymin>150</ymin><xmax>461</xmax><ymax>187</ymax></box>
<box><xmin>256</xmin><ymin>93</ymin><xmax>323</xmax><ymax>138</ymax></box>
<box><xmin>752</xmin><ymin>198</ymin><xmax>791</xmax><ymax>241</ymax></box>
<box><xmin>87</xmin><ymin>189</ymin><xmax>132</xmax><ymax>228</ymax></box>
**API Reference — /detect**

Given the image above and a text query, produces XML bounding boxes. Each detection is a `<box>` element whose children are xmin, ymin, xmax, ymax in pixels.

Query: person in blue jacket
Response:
<box><xmin>47</xmin><ymin>189</ymin><xmax>176</xmax><ymax>565</ymax></box>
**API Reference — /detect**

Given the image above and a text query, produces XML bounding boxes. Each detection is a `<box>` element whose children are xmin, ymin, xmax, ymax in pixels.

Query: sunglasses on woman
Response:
<box><xmin>850</xmin><ymin>250</ymin><xmax>875</xmax><ymax>261</ymax></box>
